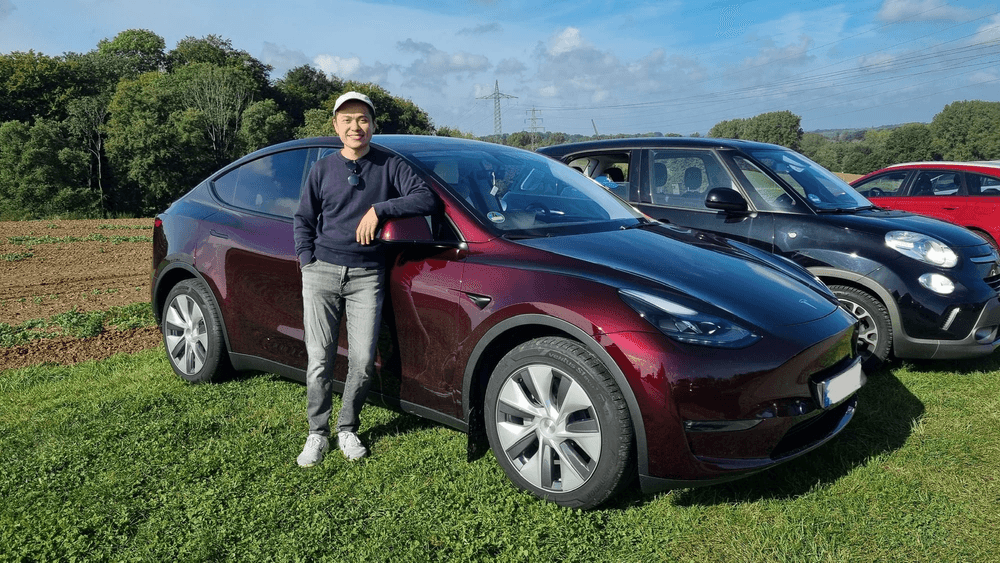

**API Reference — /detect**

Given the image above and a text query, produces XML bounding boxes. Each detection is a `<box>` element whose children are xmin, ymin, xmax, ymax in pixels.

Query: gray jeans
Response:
<box><xmin>301</xmin><ymin>260</ymin><xmax>385</xmax><ymax>436</ymax></box>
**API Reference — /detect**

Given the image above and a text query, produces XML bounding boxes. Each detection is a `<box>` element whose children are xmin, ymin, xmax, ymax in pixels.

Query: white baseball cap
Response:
<box><xmin>333</xmin><ymin>91</ymin><xmax>376</xmax><ymax>118</ymax></box>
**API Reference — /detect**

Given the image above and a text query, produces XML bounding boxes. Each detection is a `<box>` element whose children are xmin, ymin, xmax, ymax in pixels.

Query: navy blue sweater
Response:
<box><xmin>293</xmin><ymin>146</ymin><xmax>437</xmax><ymax>268</ymax></box>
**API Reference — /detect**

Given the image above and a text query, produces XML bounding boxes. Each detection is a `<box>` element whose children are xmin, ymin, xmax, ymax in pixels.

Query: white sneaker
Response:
<box><xmin>296</xmin><ymin>434</ymin><xmax>329</xmax><ymax>467</ymax></box>
<box><xmin>338</xmin><ymin>431</ymin><xmax>368</xmax><ymax>460</ymax></box>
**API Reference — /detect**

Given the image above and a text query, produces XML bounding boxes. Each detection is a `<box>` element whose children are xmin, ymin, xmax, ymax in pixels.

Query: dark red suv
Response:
<box><xmin>152</xmin><ymin>135</ymin><xmax>863</xmax><ymax>508</ymax></box>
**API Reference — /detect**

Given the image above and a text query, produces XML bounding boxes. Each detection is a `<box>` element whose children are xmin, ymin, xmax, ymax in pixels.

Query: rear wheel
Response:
<box><xmin>831</xmin><ymin>285</ymin><xmax>892</xmax><ymax>373</ymax></box>
<box><xmin>484</xmin><ymin>336</ymin><xmax>634</xmax><ymax>509</ymax></box>
<box><xmin>162</xmin><ymin>279</ymin><xmax>229</xmax><ymax>383</ymax></box>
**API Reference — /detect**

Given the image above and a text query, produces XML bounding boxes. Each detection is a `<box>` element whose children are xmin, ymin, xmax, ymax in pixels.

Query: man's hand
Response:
<box><xmin>356</xmin><ymin>206</ymin><xmax>380</xmax><ymax>245</ymax></box>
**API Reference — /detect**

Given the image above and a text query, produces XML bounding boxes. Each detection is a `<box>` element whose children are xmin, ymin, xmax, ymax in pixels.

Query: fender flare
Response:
<box><xmin>153</xmin><ymin>261</ymin><xmax>234</xmax><ymax>355</ymax></box>
<box><xmin>809</xmin><ymin>266</ymin><xmax>903</xmax><ymax>338</ymax></box>
<box><xmin>461</xmin><ymin>313</ymin><xmax>652</xmax><ymax>476</ymax></box>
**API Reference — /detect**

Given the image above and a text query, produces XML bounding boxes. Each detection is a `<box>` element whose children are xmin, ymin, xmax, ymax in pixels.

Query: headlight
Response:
<box><xmin>885</xmin><ymin>231</ymin><xmax>958</xmax><ymax>268</ymax></box>
<box><xmin>620</xmin><ymin>289</ymin><xmax>761</xmax><ymax>348</ymax></box>
<box><xmin>919</xmin><ymin>273</ymin><xmax>955</xmax><ymax>295</ymax></box>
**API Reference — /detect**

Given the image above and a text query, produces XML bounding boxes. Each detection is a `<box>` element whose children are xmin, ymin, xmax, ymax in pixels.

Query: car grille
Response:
<box><xmin>971</xmin><ymin>250</ymin><xmax>1000</xmax><ymax>293</ymax></box>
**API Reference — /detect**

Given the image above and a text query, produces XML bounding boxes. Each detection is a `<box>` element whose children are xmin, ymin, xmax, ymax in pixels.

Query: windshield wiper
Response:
<box><xmin>620</xmin><ymin>218</ymin><xmax>662</xmax><ymax>230</ymax></box>
<box><xmin>816</xmin><ymin>206</ymin><xmax>865</xmax><ymax>214</ymax></box>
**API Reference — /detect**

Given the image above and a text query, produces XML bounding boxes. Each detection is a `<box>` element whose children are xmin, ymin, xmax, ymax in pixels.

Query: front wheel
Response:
<box><xmin>484</xmin><ymin>337</ymin><xmax>634</xmax><ymax>509</ymax></box>
<box><xmin>162</xmin><ymin>279</ymin><xmax>230</xmax><ymax>383</ymax></box>
<box><xmin>831</xmin><ymin>285</ymin><xmax>892</xmax><ymax>373</ymax></box>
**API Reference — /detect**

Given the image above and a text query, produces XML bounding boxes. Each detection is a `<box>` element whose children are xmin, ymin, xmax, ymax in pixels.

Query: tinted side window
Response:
<box><xmin>853</xmin><ymin>171</ymin><xmax>907</xmax><ymax>197</ymax></box>
<box><xmin>910</xmin><ymin>171</ymin><xmax>961</xmax><ymax>197</ymax></box>
<box><xmin>966</xmin><ymin>173</ymin><xmax>1000</xmax><ymax>196</ymax></box>
<box><xmin>212</xmin><ymin>149</ymin><xmax>314</xmax><ymax>218</ymax></box>
<box><xmin>648</xmin><ymin>150</ymin><xmax>733</xmax><ymax>208</ymax></box>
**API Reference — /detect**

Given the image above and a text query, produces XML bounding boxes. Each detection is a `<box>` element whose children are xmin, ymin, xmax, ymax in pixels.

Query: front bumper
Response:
<box><xmin>640</xmin><ymin>396</ymin><xmax>857</xmax><ymax>493</ymax></box>
<box><xmin>893</xmin><ymin>293</ymin><xmax>1000</xmax><ymax>359</ymax></box>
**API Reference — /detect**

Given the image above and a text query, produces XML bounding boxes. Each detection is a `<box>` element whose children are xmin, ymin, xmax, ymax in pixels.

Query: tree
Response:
<box><xmin>105</xmin><ymin>72</ymin><xmax>214</xmax><ymax>214</ymax></box>
<box><xmin>96</xmin><ymin>29</ymin><xmax>167</xmax><ymax>79</ymax></box>
<box><xmin>931</xmin><ymin>101</ymin><xmax>1000</xmax><ymax>161</ymax></box>
<box><xmin>435</xmin><ymin>126</ymin><xmax>475</xmax><ymax>139</ymax></box>
<box><xmin>885</xmin><ymin>123</ymin><xmax>936</xmax><ymax>165</ymax></box>
<box><xmin>275</xmin><ymin>65</ymin><xmax>343</xmax><ymax>126</ymax></box>
<box><xmin>167</xmin><ymin>35</ymin><xmax>272</xmax><ymax>93</ymax></box>
<box><xmin>707</xmin><ymin>118</ymin><xmax>745</xmax><ymax>139</ymax></box>
<box><xmin>0</xmin><ymin>51</ymin><xmax>75</xmax><ymax>122</ymax></box>
<box><xmin>742</xmin><ymin>111</ymin><xmax>803</xmax><ymax>150</ymax></box>
<box><xmin>238</xmin><ymin>99</ymin><xmax>293</xmax><ymax>154</ymax></box>
<box><xmin>0</xmin><ymin>118</ymin><xmax>93</xmax><ymax>219</ymax></box>
<box><xmin>176</xmin><ymin>63</ymin><xmax>257</xmax><ymax>166</ymax></box>
<box><xmin>65</xmin><ymin>94</ymin><xmax>112</xmax><ymax>216</ymax></box>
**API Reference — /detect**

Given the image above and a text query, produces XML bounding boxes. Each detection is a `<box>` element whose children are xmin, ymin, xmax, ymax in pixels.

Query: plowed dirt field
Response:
<box><xmin>1</xmin><ymin>218</ymin><xmax>162</xmax><ymax>371</ymax></box>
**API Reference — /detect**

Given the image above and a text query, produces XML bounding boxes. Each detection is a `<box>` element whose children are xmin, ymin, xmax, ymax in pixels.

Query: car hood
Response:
<box><xmin>515</xmin><ymin>224</ymin><xmax>840</xmax><ymax>328</ymax></box>
<box><xmin>826</xmin><ymin>208</ymin><xmax>989</xmax><ymax>248</ymax></box>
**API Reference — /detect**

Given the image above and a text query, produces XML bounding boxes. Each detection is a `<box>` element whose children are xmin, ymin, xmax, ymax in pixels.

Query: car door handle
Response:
<box><xmin>942</xmin><ymin>207</ymin><xmax>959</xmax><ymax>210</ymax></box>
<box><xmin>210</xmin><ymin>229</ymin><xmax>230</xmax><ymax>239</ymax></box>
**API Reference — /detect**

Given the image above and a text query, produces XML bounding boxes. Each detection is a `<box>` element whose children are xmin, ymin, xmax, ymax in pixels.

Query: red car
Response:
<box><xmin>852</xmin><ymin>161</ymin><xmax>1000</xmax><ymax>249</ymax></box>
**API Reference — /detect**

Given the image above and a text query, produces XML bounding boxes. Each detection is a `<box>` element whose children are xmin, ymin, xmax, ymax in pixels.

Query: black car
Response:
<box><xmin>539</xmin><ymin>138</ymin><xmax>1000</xmax><ymax>371</ymax></box>
<box><xmin>152</xmin><ymin>135</ymin><xmax>864</xmax><ymax>508</ymax></box>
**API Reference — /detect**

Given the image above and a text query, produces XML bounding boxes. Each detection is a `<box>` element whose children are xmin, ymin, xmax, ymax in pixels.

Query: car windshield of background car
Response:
<box><xmin>408</xmin><ymin>147</ymin><xmax>643</xmax><ymax>237</ymax></box>
<box><xmin>748</xmin><ymin>149</ymin><xmax>872</xmax><ymax>211</ymax></box>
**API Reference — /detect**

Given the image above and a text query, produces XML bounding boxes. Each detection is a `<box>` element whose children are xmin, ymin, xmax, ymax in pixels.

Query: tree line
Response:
<box><xmin>2</xmin><ymin>29</ymin><xmax>998</xmax><ymax>220</ymax></box>
<box><xmin>0</xmin><ymin>29</ymin><xmax>433</xmax><ymax>219</ymax></box>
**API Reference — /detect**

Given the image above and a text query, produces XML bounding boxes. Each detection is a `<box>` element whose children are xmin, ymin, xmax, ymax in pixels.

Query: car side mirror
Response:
<box><xmin>378</xmin><ymin>215</ymin><xmax>434</xmax><ymax>243</ymax></box>
<box><xmin>705</xmin><ymin>188</ymin><xmax>749</xmax><ymax>214</ymax></box>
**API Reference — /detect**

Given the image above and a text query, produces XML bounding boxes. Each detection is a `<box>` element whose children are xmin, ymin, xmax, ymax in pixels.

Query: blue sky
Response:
<box><xmin>2</xmin><ymin>0</ymin><xmax>998</xmax><ymax>137</ymax></box>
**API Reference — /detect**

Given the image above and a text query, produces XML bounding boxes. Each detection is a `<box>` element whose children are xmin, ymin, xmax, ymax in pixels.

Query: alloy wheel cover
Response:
<box><xmin>495</xmin><ymin>364</ymin><xmax>602</xmax><ymax>493</ymax></box>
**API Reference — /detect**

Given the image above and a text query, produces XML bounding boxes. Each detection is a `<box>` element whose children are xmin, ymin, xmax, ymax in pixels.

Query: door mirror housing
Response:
<box><xmin>378</xmin><ymin>216</ymin><xmax>434</xmax><ymax>243</ymax></box>
<box><xmin>705</xmin><ymin>188</ymin><xmax>750</xmax><ymax>215</ymax></box>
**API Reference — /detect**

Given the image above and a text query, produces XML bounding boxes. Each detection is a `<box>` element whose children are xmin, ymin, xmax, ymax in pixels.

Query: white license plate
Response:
<box><xmin>814</xmin><ymin>360</ymin><xmax>865</xmax><ymax>408</ymax></box>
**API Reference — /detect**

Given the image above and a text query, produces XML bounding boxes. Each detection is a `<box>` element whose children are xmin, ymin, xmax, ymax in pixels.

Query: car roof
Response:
<box><xmin>536</xmin><ymin>137</ymin><xmax>785</xmax><ymax>157</ymax></box>
<box><xmin>880</xmin><ymin>161</ymin><xmax>1000</xmax><ymax>172</ymax></box>
<box><xmin>234</xmin><ymin>134</ymin><xmax>516</xmax><ymax>166</ymax></box>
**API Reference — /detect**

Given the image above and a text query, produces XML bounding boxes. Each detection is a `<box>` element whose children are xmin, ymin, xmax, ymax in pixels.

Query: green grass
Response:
<box><xmin>0</xmin><ymin>303</ymin><xmax>156</xmax><ymax>346</ymax></box>
<box><xmin>6</xmin><ymin>233</ymin><xmax>152</xmax><ymax>246</ymax></box>
<box><xmin>0</xmin><ymin>251</ymin><xmax>33</xmax><ymax>262</ymax></box>
<box><xmin>1</xmin><ymin>351</ymin><xmax>998</xmax><ymax>562</ymax></box>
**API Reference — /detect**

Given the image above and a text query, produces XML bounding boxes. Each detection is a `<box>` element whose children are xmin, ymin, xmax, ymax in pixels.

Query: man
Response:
<box><xmin>293</xmin><ymin>91</ymin><xmax>437</xmax><ymax>467</ymax></box>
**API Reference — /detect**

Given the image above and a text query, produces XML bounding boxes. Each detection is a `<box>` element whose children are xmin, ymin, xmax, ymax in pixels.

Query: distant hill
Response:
<box><xmin>809</xmin><ymin>123</ymin><xmax>921</xmax><ymax>140</ymax></box>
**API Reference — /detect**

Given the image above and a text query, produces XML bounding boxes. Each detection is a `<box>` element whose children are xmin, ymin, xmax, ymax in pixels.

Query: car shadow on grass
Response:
<box><xmin>610</xmin><ymin>368</ymin><xmax>925</xmax><ymax>509</ymax></box>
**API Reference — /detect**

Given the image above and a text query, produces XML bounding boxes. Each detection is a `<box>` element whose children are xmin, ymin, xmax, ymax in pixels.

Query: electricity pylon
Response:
<box><xmin>478</xmin><ymin>81</ymin><xmax>516</xmax><ymax>136</ymax></box>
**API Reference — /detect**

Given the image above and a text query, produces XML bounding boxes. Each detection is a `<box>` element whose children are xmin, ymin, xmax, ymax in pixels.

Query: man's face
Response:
<box><xmin>334</xmin><ymin>101</ymin><xmax>374</xmax><ymax>153</ymax></box>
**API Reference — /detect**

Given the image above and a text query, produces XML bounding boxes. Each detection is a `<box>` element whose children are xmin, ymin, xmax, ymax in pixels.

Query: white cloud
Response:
<box><xmin>547</xmin><ymin>27</ymin><xmax>586</xmax><ymax>56</ymax></box>
<box><xmin>314</xmin><ymin>54</ymin><xmax>363</xmax><ymax>77</ymax></box>
<box><xmin>396</xmin><ymin>39</ymin><xmax>491</xmax><ymax>90</ymax></box>
<box><xmin>972</xmin><ymin>13</ymin><xmax>1000</xmax><ymax>42</ymax></box>
<box><xmin>313</xmin><ymin>54</ymin><xmax>393</xmax><ymax>84</ymax></box>
<box><xmin>877</xmin><ymin>0</ymin><xmax>973</xmax><ymax>23</ymax></box>
<box><xmin>260</xmin><ymin>42</ymin><xmax>311</xmax><ymax>77</ymax></box>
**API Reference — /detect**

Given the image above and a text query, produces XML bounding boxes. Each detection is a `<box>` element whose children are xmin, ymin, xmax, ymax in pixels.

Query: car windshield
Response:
<box><xmin>747</xmin><ymin>148</ymin><xmax>872</xmax><ymax>211</ymax></box>
<box><xmin>406</xmin><ymin>144</ymin><xmax>645</xmax><ymax>237</ymax></box>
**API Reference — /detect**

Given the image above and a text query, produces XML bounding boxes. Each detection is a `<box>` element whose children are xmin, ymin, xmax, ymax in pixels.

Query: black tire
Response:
<box><xmin>161</xmin><ymin>279</ymin><xmax>230</xmax><ymax>383</ymax></box>
<box><xmin>831</xmin><ymin>285</ymin><xmax>892</xmax><ymax>373</ymax></box>
<box><xmin>484</xmin><ymin>336</ymin><xmax>634</xmax><ymax>509</ymax></box>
